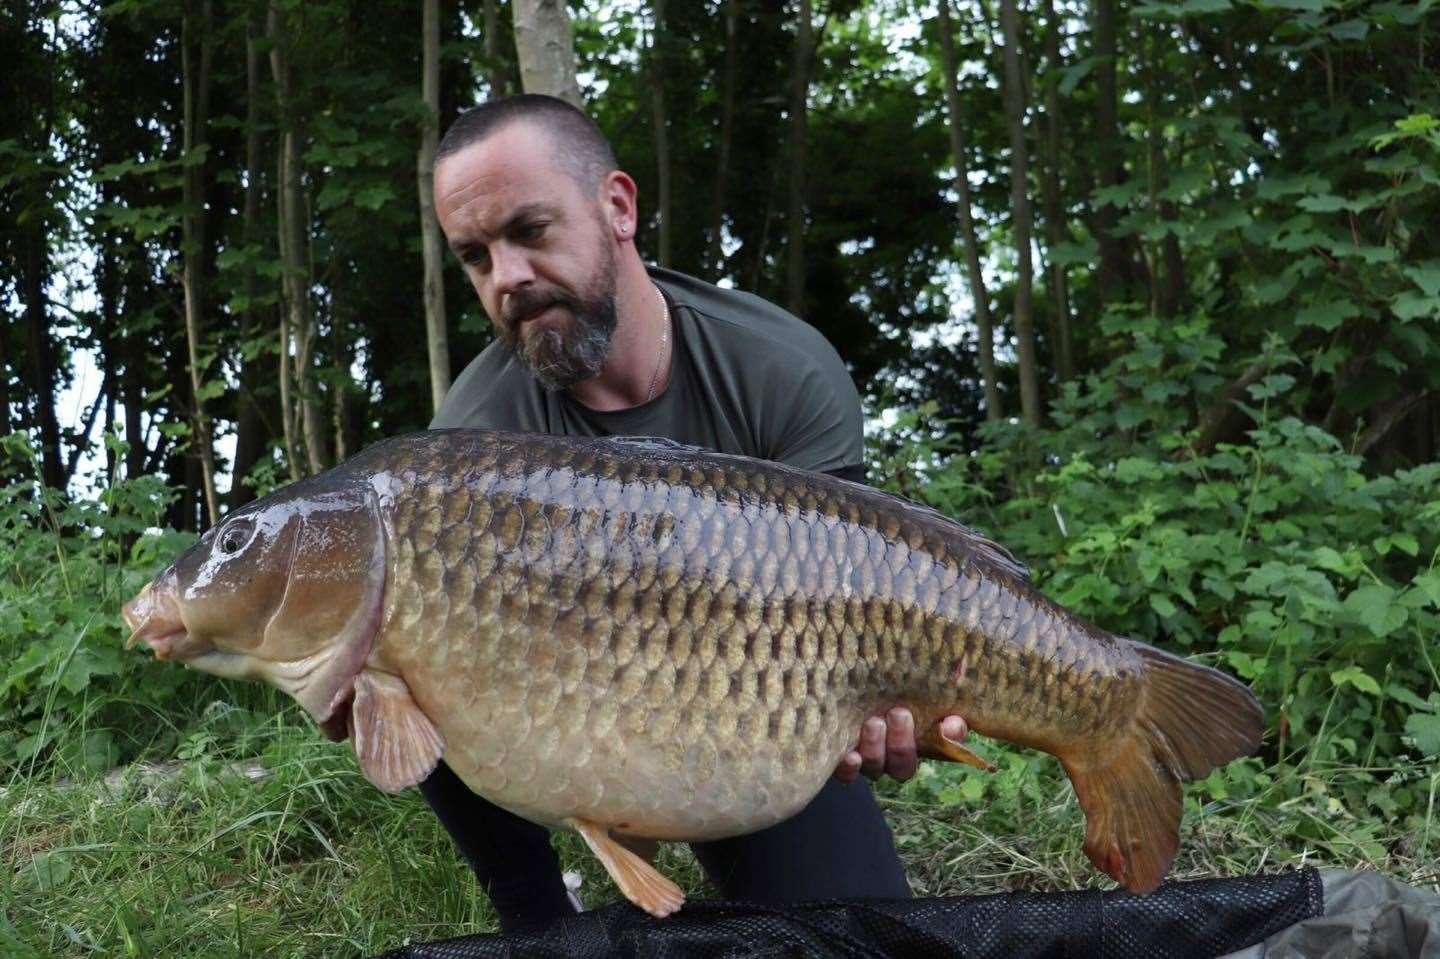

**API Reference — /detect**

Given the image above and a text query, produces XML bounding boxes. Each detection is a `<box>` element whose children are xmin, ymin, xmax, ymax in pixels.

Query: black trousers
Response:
<box><xmin>419</xmin><ymin>760</ymin><xmax>911</xmax><ymax>933</ymax></box>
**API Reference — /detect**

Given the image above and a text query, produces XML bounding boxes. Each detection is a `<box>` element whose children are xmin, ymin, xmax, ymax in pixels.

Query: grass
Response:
<box><xmin>4</xmin><ymin>705</ymin><xmax>1435</xmax><ymax>958</ymax></box>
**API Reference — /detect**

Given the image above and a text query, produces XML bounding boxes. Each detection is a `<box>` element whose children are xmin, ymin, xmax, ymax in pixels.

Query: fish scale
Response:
<box><xmin>124</xmin><ymin>429</ymin><xmax>1264</xmax><ymax>913</ymax></box>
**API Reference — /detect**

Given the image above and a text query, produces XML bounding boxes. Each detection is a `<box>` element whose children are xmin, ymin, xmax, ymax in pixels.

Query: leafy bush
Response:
<box><xmin>0</xmin><ymin>433</ymin><xmax>215</xmax><ymax>776</ymax></box>
<box><xmin>871</xmin><ymin>313</ymin><xmax>1439</xmax><ymax>837</ymax></box>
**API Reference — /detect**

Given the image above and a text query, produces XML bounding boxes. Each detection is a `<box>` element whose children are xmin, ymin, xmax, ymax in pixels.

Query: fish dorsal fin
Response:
<box><xmin>945</xmin><ymin>518</ymin><xmax>1031</xmax><ymax>581</ymax></box>
<box><xmin>350</xmin><ymin>669</ymin><xmax>444</xmax><ymax>794</ymax></box>
<box><xmin>594</xmin><ymin>433</ymin><xmax>1030</xmax><ymax>581</ymax></box>
<box><xmin>600</xmin><ymin>435</ymin><xmax>710</xmax><ymax>456</ymax></box>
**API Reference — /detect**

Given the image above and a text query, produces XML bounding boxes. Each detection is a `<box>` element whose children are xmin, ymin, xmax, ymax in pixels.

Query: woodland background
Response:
<box><xmin>2</xmin><ymin>0</ymin><xmax>1439</xmax><ymax>954</ymax></box>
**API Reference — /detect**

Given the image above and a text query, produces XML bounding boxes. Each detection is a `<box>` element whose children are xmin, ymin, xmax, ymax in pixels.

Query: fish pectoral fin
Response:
<box><xmin>350</xmin><ymin>669</ymin><xmax>444</xmax><ymax>794</ymax></box>
<box><xmin>567</xmin><ymin>817</ymin><xmax>684</xmax><ymax>918</ymax></box>
<box><xmin>917</xmin><ymin>722</ymin><xmax>997</xmax><ymax>772</ymax></box>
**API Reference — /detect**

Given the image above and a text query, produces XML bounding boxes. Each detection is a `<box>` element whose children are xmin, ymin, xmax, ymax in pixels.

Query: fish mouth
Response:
<box><xmin>122</xmin><ymin>572</ymin><xmax>200</xmax><ymax>660</ymax></box>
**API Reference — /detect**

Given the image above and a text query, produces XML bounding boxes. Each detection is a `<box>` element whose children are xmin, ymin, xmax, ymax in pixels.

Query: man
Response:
<box><xmin>425</xmin><ymin>94</ymin><xmax>969</xmax><ymax>933</ymax></box>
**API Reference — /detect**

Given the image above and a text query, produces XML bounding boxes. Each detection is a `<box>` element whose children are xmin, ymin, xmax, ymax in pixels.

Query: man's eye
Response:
<box><xmin>515</xmin><ymin>222</ymin><xmax>547</xmax><ymax>242</ymax></box>
<box><xmin>462</xmin><ymin>248</ymin><xmax>490</xmax><ymax>270</ymax></box>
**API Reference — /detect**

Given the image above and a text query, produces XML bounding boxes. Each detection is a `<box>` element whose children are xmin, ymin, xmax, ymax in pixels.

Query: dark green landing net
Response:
<box><xmin>373</xmin><ymin>868</ymin><xmax>1432</xmax><ymax>958</ymax></box>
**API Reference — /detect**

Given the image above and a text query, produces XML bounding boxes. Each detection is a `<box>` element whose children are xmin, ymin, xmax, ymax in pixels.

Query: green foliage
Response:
<box><xmin>871</xmin><ymin>315</ymin><xmax>1439</xmax><ymax>834</ymax></box>
<box><xmin>0</xmin><ymin>432</ymin><xmax>214</xmax><ymax>776</ymax></box>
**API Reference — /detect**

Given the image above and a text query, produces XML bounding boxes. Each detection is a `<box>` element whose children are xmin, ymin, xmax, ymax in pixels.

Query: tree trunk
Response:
<box><xmin>1040</xmin><ymin>0</ymin><xmax>1072</xmax><ymax>380</ymax></box>
<box><xmin>1091</xmin><ymin>0</ymin><xmax>1126</xmax><ymax>305</ymax></box>
<box><xmin>513</xmin><ymin>0</ymin><xmax>583</xmax><ymax>107</ymax></box>
<box><xmin>483</xmin><ymin>0</ymin><xmax>506</xmax><ymax>97</ymax></box>
<box><xmin>181</xmin><ymin>0</ymin><xmax>220</xmax><ymax>525</ymax></box>
<box><xmin>706</xmin><ymin>0</ymin><xmax>738</xmax><ymax>278</ymax></box>
<box><xmin>419</xmin><ymin>0</ymin><xmax>451</xmax><ymax>415</ymax></box>
<box><xmin>649</xmin><ymin>0</ymin><xmax>672</xmax><ymax>268</ymax></box>
<box><xmin>1142</xmin><ymin>26</ymin><xmax>1184</xmax><ymax>317</ymax></box>
<box><xmin>231</xmin><ymin>14</ymin><xmax>269</xmax><ymax>507</ymax></box>
<box><xmin>121</xmin><ymin>297</ymin><xmax>146</xmax><ymax>482</ymax></box>
<box><xmin>937</xmin><ymin>0</ymin><xmax>1002</xmax><ymax>422</ymax></box>
<box><xmin>269</xmin><ymin>2</ymin><xmax>326</xmax><ymax>476</ymax></box>
<box><xmin>785</xmin><ymin>0</ymin><xmax>813</xmax><ymax>316</ymax></box>
<box><xmin>0</xmin><ymin>314</ymin><xmax>11</xmax><ymax>439</ymax></box>
<box><xmin>22</xmin><ymin>227</ymin><xmax>64</xmax><ymax>491</ymax></box>
<box><xmin>999</xmin><ymin>0</ymin><xmax>1041</xmax><ymax>425</ymax></box>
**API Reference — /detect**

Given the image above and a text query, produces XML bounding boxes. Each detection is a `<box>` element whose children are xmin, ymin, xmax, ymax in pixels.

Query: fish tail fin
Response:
<box><xmin>1061</xmin><ymin>643</ymin><xmax>1264</xmax><ymax>893</ymax></box>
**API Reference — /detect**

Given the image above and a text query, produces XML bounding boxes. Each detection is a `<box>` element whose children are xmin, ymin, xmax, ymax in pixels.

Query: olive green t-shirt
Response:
<box><xmin>430</xmin><ymin>267</ymin><xmax>864</xmax><ymax>474</ymax></box>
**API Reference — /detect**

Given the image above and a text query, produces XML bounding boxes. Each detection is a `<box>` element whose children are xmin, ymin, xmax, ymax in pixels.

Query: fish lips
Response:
<box><xmin>122</xmin><ymin>570</ymin><xmax>204</xmax><ymax>660</ymax></box>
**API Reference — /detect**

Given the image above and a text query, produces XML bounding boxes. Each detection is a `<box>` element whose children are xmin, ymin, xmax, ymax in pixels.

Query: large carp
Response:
<box><xmin>122</xmin><ymin>429</ymin><xmax>1263</xmax><ymax>915</ymax></box>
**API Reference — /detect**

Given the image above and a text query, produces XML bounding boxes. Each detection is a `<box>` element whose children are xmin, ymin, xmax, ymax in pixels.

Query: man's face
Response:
<box><xmin>434</xmin><ymin>121</ymin><xmax>618</xmax><ymax>391</ymax></box>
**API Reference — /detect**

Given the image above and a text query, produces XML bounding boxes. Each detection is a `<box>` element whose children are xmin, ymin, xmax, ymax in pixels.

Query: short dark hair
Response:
<box><xmin>435</xmin><ymin>94</ymin><xmax>617</xmax><ymax>190</ymax></box>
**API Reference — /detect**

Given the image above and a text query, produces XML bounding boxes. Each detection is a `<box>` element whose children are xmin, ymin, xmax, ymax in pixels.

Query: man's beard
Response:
<box><xmin>499</xmin><ymin>250</ymin><xmax>618</xmax><ymax>392</ymax></box>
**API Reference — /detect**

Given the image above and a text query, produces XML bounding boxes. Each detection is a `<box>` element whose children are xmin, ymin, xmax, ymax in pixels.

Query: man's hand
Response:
<box><xmin>833</xmin><ymin>708</ymin><xmax>969</xmax><ymax>783</ymax></box>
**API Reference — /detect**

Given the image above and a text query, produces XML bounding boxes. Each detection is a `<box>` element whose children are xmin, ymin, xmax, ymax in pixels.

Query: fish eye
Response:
<box><xmin>216</xmin><ymin>519</ymin><xmax>255</xmax><ymax>557</ymax></box>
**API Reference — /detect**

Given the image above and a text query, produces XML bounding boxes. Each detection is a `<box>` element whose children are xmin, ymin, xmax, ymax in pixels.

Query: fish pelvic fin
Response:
<box><xmin>1062</xmin><ymin>644</ymin><xmax>1264</xmax><ymax>893</ymax></box>
<box><xmin>350</xmin><ymin>669</ymin><xmax>445</xmax><ymax>794</ymax></box>
<box><xmin>568</xmin><ymin>818</ymin><xmax>684</xmax><ymax>918</ymax></box>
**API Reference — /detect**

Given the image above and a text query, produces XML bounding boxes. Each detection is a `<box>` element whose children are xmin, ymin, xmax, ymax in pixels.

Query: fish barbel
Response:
<box><xmin>121</xmin><ymin>429</ymin><xmax>1263</xmax><ymax>915</ymax></box>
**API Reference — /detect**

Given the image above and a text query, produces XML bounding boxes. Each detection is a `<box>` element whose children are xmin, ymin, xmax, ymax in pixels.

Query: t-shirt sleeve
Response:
<box><xmin>766</xmin><ymin>338</ymin><xmax>865</xmax><ymax>474</ymax></box>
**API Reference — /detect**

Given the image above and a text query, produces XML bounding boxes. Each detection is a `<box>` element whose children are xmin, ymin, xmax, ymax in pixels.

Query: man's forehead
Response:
<box><xmin>435</xmin><ymin>123</ymin><xmax>571</xmax><ymax>221</ymax></box>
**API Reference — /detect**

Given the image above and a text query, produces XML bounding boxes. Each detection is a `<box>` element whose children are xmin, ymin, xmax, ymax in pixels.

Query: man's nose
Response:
<box><xmin>490</xmin><ymin>243</ymin><xmax>535</xmax><ymax>297</ymax></box>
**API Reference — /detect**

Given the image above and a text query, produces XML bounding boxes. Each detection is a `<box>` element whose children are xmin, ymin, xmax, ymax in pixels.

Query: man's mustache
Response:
<box><xmin>503</xmin><ymin>289</ymin><xmax>576</xmax><ymax>326</ymax></box>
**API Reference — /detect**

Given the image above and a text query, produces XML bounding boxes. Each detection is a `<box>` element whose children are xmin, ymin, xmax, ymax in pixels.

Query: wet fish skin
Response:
<box><xmin>122</xmin><ymin>429</ymin><xmax>1264</xmax><ymax>915</ymax></box>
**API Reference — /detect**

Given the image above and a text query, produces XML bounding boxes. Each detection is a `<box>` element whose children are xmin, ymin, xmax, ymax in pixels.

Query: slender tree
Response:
<box><xmin>513</xmin><ymin>0</ymin><xmax>583</xmax><ymax>107</ymax></box>
<box><xmin>230</xmin><ymin>10</ymin><xmax>271</xmax><ymax>508</ymax></box>
<box><xmin>419</xmin><ymin>0</ymin><xmax>451</xmax><ymax>414</ymax></box>
<box><xmin>649</xmin><ymin>0</ymin><xmax>672</xmax><ymax>268</ymax></box>
<box><xmin>937</xmin><ymin>0</ymin><xmax>1002</xmax><ymax>421</ymax></box>
<box><xmin>706</xmin><ymin>0</ymin><xmax>739</xmax><ymax>278</ymax></box>
<box><xmin>180</xmin><ymin>0</ymin><xmax>220</xmax><ymax>525</ymax></box>
<box><xmin>268</xmin><ymin>1</ymin><xmax>323</xmax><ymax>477</ymax></box>
<box><xmin>786</xmin><ymin>0</ymin><xmax>815</xmax><ymax>316</ymax></box>
<box><xmin>999</xmin><ymin>0</ymin><xmax>1040</xmax><ymax>425</ymax></box>
<box><xmin>1039</xmin><ymin>0</ymin><xmax>1072</xmax><ymax>380</ymax></box>
<box><xmin>483</xmin><ymin>0</ymin><xmax>507</xmax><ymax>97</ymax></box>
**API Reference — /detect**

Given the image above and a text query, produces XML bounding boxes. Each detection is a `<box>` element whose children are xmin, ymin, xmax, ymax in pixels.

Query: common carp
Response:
<box><xmin>122</xmin><ymin>429</ymin><xmax>1264</xmax><ymax>916</ymax></box>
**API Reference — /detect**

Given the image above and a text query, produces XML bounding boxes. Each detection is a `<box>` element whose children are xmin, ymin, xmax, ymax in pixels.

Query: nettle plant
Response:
<box><xmin>874</xmin><ymin>314</ymin><xmax>1439</xmax><ymax>829</ymax></box>
<box><xmin>0</xmin><ymin>434</ymin><xmax>202</xmax><ymax>775</ymax></box>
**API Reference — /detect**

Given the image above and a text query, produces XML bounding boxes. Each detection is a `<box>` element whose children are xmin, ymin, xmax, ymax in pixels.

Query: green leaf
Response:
<box><xmin>1390</xmin><ymin>532</ymin><xmax>1419</xmax><ymax>556</ymax></box>
<box><xmin>1406</xmin><ymin>262</ymin><xmax>1440</xmax><ymax>297</ymax></box>
<box><xmin>1296</xmin><ymin>300</ymin><xmax>1359</xmax><ymax>331</ymax></box>
<box><xmin>1329</xmin><ymin>19</ymin><xmax>1369</xmax><ymax>40</ymax></box>
<box><xmin>1414</xmin><ymin>570</ymin><xmax>1440</xmax><ymax>606</ymax></box>
<box><xmin>1150</xmin><ymin>594</ymin><xmax>1179</xmax><ymax>618</ymax></box>
<box><xmin>1386</xmin><ymin>684</ymin><xmax>1433</xmax><ymax>710</ymax></box>
<box><xmin>1330</xmin><ymin>665</ymin><xmax>1381</xmax><ymax>695</ymax></box>
<box><xmin>1297</xmin><ymin>194</ymin><xmax>1350</xmax><ymax>213</ymax></box>
<box><xmin>29</xmin><ymin>851</ymin><xmax>72</xmax><ymax>891</ymax></box>
<box><xmin>1393</xmin><ymin>292</ymin><xmax>1440</xmax><ymax>322</ymax></box>
<box><xmin>1405</xmin><ymin>712</ymin><xmax>1440</xmax><ymax>756</ymax></box>
<box><xmin>1342</xmin><ymin>584</ymin><xmax>1407</xmax><ymax>637</ymax></box>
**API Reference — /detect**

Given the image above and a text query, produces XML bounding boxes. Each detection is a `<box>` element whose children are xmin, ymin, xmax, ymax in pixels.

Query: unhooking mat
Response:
<box><xmin>373</xmin><ymin>868</ymin><xmax>1439</xmax><ymax>958</ymax></box>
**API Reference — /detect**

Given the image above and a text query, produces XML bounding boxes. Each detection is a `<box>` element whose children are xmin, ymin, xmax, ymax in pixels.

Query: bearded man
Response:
<box><xmin>425</xmin><ymin>94</ymin><xmax>969</xmax><ymax>933</ymax></box>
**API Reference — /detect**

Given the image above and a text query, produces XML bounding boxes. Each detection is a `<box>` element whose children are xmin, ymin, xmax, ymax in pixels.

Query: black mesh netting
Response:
<box><xmin>373</xmin><ymin>868</ymin><xmax>1323</xmax><ymax>959</ymax></box>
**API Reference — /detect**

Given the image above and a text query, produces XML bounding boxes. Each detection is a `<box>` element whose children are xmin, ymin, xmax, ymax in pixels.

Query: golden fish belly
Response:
<box><xmin>366</xmin><ymin>431</ymin><xmax>1137</xmax><ymax>839</ymax></box>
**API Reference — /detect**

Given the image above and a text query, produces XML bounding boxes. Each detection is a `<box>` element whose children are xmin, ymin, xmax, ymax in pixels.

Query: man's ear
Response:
<box><xmin>599</xmin><ymin>169</ymin><xmax>639</xmax><ymax>241</ymax></box>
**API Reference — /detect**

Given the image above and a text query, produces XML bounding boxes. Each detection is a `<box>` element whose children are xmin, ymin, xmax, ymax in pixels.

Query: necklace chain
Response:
<box><xmin>645</xmin><ymin>284</ymin><xmax>669</xmax><ymax>403</ymax></box>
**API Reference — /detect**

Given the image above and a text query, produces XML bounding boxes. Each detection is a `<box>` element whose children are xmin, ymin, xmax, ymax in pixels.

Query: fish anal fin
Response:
<box><xmin>1062</xmin><ymin>743</ymin><xmax>1180</xmax><ymax>893</ymax></box>
<box><xmin>568</xmin><ymin>818</ymin><xmax>684</xmax><ymax>918</ymax></box>
<box><xmin>1062</xmin><ymin>642</ymin><xmax>1264</xmax><ymax>893</ymax></box>
<box><xmin>350</xmin><ymin>670</ymin><xmax>444</xmax><ymax>794</ymax></box>
<box><xmin>917</xmin><ymin>722</ymin><xmax>996</xmax><ymax>772</ymax></box>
